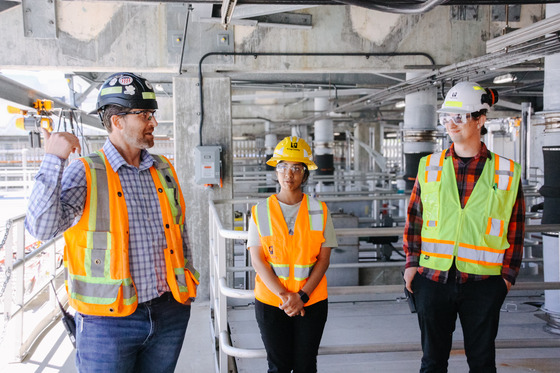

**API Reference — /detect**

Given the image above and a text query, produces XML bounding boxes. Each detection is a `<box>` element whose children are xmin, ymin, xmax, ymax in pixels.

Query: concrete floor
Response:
<box><xmin>229</xmin><ymin>292</ymin><xmax>560</xmax><ymax>373</ymax></box>
<box><xmin>0</xmin><ymin>301</ymin><xmax>215</xmax><ymax>373</ymax></box>
<box><xmin>1</xmin><ymin>292</ymin><xmax>560</xmax><ymax>372</ymax></box>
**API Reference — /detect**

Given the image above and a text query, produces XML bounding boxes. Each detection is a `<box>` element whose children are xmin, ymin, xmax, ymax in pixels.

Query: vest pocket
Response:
<box><xmin>421</xmin><ymin>190</ymin><xmax>439</xmax><ymax>230</ymax></box>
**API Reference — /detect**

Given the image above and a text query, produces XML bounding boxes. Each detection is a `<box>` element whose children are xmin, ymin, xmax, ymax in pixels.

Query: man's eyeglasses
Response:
<box><xmin>439</xmin><ymin>113</ymin><xmax>471</xmax><ymax>126</ymax></box>
<box><xmin>276</xmin><ymin>163</ymin><xmax>305</xmax><ymax>174</ymax></box>
<box><xmin>116</xmin><ymin>110</ymin><xmax>157</xmax><ymax>122</ymax></box>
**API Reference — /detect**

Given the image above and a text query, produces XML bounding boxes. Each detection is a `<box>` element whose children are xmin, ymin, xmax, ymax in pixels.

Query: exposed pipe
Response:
<box><xmin>334</xmin><ymin>0</ymin><xmax>447</xmax><ymax>14</ymax></box>
<box><xmin>178</xmin><ymin>4</ymin><xmax>193</xmax><ymax>75</ymax></box>
<box><xmin>195</xmin><ymin>51</ymin><xmax>437</xmax><ymax>146</ymax></box>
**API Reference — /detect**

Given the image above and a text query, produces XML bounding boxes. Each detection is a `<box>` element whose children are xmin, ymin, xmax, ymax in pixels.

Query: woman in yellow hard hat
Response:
<box><xmin>247</xmin><ymin>136</ymin><xmax>338</xmax><ymax>372</ymax></box>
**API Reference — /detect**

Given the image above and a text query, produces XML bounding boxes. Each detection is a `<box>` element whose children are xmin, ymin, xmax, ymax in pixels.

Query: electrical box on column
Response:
<box><xmin>194</xmin><ymin>145</ymin><xmax>222</xmax><ymax>188</ymax></box>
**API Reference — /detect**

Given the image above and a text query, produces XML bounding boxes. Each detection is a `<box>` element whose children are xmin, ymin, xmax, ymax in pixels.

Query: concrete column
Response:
<box><xmin>173</xmin><ymin>74</ymin><xmax>233</xmax><ymax>300</ymax></box>
<box><xmin>353</xmin><ymin>122</ymin><xmax>370</xmax><ymax>172</ymax></box>
<box><xmin>540</xmin><ymin>3</ymin><xmax>560</xmax><ymax>334</ymax></box>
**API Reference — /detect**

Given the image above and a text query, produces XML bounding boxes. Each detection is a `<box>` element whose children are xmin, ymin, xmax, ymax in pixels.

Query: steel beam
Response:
<box><xmin>0</xmin><ymin>74</ymin><xmax>103</xmax><ymax>130</ymax></box>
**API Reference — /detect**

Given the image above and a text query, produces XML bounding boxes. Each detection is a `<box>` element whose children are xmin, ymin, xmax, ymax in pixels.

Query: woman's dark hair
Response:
<box><xmin>471</xmin><ymin>109</ymin><xmax>488</xmax><ymax>136</ymax></box>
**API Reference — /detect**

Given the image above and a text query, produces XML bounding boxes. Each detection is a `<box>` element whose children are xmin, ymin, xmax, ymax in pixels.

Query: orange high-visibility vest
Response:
<box><xmin>63</xmin><ymin>150</ymin><xmax>198</xmax><ymax>317</ymax></box>
<box><xmin>417</xmin><ymin>149</ymin><xmax>520</xmax><ymax>275</ymax></box>
<box><xmin>252</xmin><ymin>194</ymin><xmax>328</xmax><ymax>307</ymax></box>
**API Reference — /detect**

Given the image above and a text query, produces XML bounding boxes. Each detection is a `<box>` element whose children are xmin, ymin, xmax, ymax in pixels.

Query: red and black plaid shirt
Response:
<box><xmin>403</xmin><ymin>142</ymin><xmax>525</xmax><ymax>284</ymax></box>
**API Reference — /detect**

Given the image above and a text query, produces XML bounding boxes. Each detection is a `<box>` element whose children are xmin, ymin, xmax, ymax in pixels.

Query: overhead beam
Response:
<box><xmin>0</xmin><ymin>74</ymin><xmax>103</xmax><ymax>130</ymax></box>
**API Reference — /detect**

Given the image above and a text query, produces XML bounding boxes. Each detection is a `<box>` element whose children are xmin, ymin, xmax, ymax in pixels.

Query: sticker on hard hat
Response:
<box><xmin>101</xmin><ymin>87</ymin><xmax>122</xmax><ymax>96</ymax></box>
<box><xmin>119</xmin><ymin>76</ymin><xmax>133</xmax><ymax>85</ymax></box>
<box><xmin>445</xmin><ymin>101</ymin><xmax>463</xmax><ymax>108</ymax></box>
<box><xmin>124</xmin><ymin>85</ymin><xmax>136</xmax><ymax>95</ymax></box>
<box><xmin>143</xmin><ymin>92</ymin><xmax>156</xmax><ymax>99</ymax></box>
<box><xmin>109</xmin><ymin>77</ymin><xmax>118</xmax><ymax>86</ymax></box>
<box><xmin>145</xmin><ymin>81</ymin><xmax>153</xmax><ymax>90</ymax></box>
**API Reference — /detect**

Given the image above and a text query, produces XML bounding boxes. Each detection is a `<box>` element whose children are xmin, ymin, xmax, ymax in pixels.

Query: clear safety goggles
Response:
<box><xmin>116</xmin><ymin>110</ymin><xmax>157</xmax><ymax>122</ymax></box>
<box><xmin>276</xmin><ymin>163</ymin><xmax>305</xmax><ymax>174</ymax></box>
<box><xmin>438</xmin><ymin>113</ymin><xmax>471</xmax><ymax>126</ymax></box>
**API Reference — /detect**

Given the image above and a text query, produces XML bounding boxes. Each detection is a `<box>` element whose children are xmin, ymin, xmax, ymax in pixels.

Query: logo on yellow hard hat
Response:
<box><xmin>266</xmin><ymin>136</ymin><xmax>318</xmax><ymax>170</ymax></box>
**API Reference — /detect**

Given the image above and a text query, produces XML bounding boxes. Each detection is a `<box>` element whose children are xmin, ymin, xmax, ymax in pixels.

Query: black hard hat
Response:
<box><xmin>95</xmin><ymin>72</ymin><xmax>158</xmax><ymax>113</ymax></box>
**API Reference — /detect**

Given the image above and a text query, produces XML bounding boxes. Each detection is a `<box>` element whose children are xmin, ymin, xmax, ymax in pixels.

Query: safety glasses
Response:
<box><xmin>116</xmin><ymin>110</ymin><xmax>157</xmax><ymax>122</ymax></box>
<box><xmin>439</xmin><ymin>113</ymin><xmax>471</xmax><ymax>126</ymax></box>
<box><xmin>276</xmin><ymin>163</ymin><xmax>305</xmax><ymax>174</ymax></box>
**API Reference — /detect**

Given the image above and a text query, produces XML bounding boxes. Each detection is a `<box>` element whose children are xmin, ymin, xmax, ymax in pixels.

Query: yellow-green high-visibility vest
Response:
<box><xmin>63</xmin><ymin>150</ymin><xmax>199</xmax><ymax>317</ymax></box>
<box><xmin>417</xmin><ymin>149</ymin><xmax>520</xmax><ymax>275</ymax></box>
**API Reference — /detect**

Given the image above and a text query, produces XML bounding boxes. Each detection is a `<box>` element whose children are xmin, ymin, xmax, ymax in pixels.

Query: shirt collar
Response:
<box><xmin>447</xmin><ymin>142</ymin><xmax>491</xmax><ymax>161</ymax></box>
<box><xmin>102</xmin><ymin>139</ymin><xmax>154</xmax><ymax>172</ymax></box>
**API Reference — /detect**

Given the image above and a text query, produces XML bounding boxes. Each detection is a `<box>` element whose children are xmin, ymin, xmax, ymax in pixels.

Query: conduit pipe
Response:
<box><xmin>195</xmin><ymin>51</ymin><xmax>437</xmax><ymax>146</ymax></box>
<box><xmin>335</xmin><ymin>0</ymin><xmax>446</xmax><ymax>14</ymax></box>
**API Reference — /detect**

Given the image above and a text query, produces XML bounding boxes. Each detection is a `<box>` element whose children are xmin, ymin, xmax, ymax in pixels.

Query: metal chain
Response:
<box><xmin>0</xmin><ymin>219</ymin><xmax>13</xmax><ymax>298</ymax></box>
<box><xmin>0</xmin><ymin>219</ymin><xmax>12</xmax><ymax>251</ymax></box>
<box><xmin>0</xmin><ymin>267</ymin><xmax>12</xmax><ymax>299</ymax></box>
<box><xmin>0</xmin><ymin>219</ymin><xmax>14</xmax><ymax>346</ymax></box>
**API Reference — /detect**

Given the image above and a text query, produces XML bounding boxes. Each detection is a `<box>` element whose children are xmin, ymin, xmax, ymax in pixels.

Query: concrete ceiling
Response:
<box><xmin>1</xmin><ymin>1</ymin><xmax>559</xmax><ymax>133</ymax></box>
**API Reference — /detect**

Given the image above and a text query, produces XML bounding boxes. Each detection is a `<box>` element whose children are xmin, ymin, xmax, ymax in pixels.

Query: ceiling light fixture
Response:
<box><xmin>154</xmin><ymin>84</ymin><xmax>164</xmax><ymax>92</ymax></box>
<box><xmin>395</xmin><ymin>101</ymin><xmax>406</xmax><ymax>108</ymax></box>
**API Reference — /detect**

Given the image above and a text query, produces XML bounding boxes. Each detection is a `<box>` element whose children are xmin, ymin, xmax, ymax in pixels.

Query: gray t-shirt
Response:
<box><xmin>247</xmin><ymin>200</ymin><xmax>338</xmax><ymax>248</ymax></box>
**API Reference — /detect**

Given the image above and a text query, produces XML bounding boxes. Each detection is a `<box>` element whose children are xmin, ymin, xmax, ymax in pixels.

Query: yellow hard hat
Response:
<box><xmin>266</xmin><ymin>136</ymin><xmax>317</xmax><ymax>170</ymax></box>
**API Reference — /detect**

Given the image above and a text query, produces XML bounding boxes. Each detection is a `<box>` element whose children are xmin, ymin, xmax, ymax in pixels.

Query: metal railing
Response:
<box><xmin>0</xmin><ymin>214</ymin><xmax>66</xmax><ymax>362</ymax></box>
<box><xmin>208</xmin><ymin>198</ymin><xmax>560</xmax><ymax>373</ymax></box>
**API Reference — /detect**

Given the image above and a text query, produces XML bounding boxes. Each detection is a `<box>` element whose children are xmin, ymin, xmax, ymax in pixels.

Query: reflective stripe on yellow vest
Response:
<box><xmin>252</xmin><ymin>194</ymin><xmax>327</xmax><ymax>306</ymax></box>
<box><xmin>63</xmin><ymin>150</ymin><xmax>198</xmax><ymax>317</ymax></box>
<box><xmin>417</xmin><ymin>150</ymin><xmax>520</xmax><ymax>275</ymax></box>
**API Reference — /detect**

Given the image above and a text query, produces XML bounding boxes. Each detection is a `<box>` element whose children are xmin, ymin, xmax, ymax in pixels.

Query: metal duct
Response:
<box><xmin>402</xmin><ymin>73</ymin><xmax>438</xmax><ymax>189</ymax></box>
<box><xmin>314</xmin><ymin>96</ymin><xmax>335</xmax><ymax>184</ymax></box>
<box><xmin>334</xmin><ymin>0</ymin><xmax>446</xmax><ymax>14</ymax></box>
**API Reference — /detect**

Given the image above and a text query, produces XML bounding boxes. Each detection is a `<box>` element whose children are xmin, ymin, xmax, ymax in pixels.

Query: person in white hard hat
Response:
<box><xmin>247</xmin><ymin>136</ymin><xmax>338</xmax><ymax>373</ymax></box>
<box><xmin>403</xmin><ymin>82</ymin><xmax>525</xmax><ymax>372</ymax></box>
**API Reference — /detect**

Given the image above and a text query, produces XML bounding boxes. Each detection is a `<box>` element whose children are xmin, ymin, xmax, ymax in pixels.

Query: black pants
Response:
<box><xmin>413</xmin><ymin>273</ymin><xmax>508</xmax><ymax>373</ymax></box>
<box><xmin>255</xmin><ymin>299</ymin><xmax>328</xmax><ymax>373</ymax></box>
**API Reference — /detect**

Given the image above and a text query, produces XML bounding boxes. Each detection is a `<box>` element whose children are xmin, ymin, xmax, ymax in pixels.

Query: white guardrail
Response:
<box><xmin>208</xmin><ymin>199</ymin><xmax>560</xmax><ymax>373</ymax></box>
<box><xmin>0</xmin><ymin>214</ymin><xmax>66</xmax><ymax>362</ymax></box>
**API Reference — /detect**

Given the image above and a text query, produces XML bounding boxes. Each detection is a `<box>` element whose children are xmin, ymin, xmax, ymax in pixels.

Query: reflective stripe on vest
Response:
<box><xmin>424</xmin><ymin>151</ymin><xmax>446</xmax><ymax>183</ymax></box>
<box><xmin>486</xmin><ymin>217</ymin><xmax>504</xmax><ymax>237</ymax></box>
<box><xmin>307</xmin><ymin>197</ymin><xmax>325</xmax><ymax>232</ymax></box>
<box><xmin>495</xmin><ymin>154</ymin><xmax>514</xmax><ymax>191</ymax></box>
<box><xmin>152</xmin><ymin>155</ymin><xmax>184</xmax><ymax>225</ymax></box>
<box><xmin>269</xmin><ymin>263</ymin><xmax>290</xmax><ymax>280</ymax></box>
<box><xmin>457</xmin><ymin>243</ymin><xmax>505</xmax><ymax>267</ymax></box>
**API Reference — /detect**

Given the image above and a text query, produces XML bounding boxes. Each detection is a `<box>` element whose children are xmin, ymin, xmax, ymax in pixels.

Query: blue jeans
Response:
<box><xmin>75</xmin><ymin>292</ymin><xmax>191</xmax><ymax>373</ymax></box>
<box><xmin>413</xmin><ymin>272</ymin><xmax>508</xmax><ymax>373</ymax></box>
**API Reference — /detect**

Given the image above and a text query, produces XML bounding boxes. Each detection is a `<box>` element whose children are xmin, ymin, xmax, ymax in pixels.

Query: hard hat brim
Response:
<box><xmin>437</xmin><ymin>107</ymin><xmax>472</xmax><ymax>114</ymax></box>
<box><xmin>266</xmin><ymin>156</ymin><xmax>318</xmax><ymax>170</ymax></box>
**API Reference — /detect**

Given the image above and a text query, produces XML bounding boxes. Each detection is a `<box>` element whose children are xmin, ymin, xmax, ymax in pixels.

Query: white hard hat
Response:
<box><xmin>438</xmin><ymin>82</ymin><xmax>498</xmax><ymax>114</ymax></box>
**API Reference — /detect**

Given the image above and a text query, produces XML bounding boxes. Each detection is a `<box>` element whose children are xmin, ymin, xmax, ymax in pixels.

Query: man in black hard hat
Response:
<box><xmin>26</xmin><ymin>73</ymin><xmax>198</xmax><ymax>372</ymax></box>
